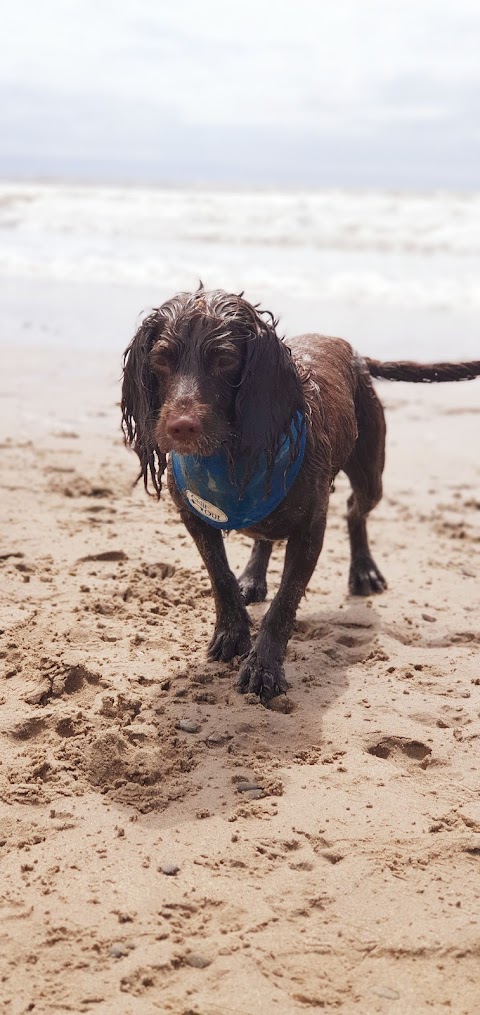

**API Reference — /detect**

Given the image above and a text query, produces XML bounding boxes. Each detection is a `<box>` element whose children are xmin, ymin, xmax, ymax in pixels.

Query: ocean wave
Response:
<box><xmin>1</xmin><ymin>181</ymin><xmax>480</xmax><ymax>312</ymax></box>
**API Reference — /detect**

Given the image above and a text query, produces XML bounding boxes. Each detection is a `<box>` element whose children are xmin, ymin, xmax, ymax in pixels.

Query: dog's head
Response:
<box><xmin>121</xmin><ymin>287</ymin><xmax>305</xmax><ymax>496</ymax></box>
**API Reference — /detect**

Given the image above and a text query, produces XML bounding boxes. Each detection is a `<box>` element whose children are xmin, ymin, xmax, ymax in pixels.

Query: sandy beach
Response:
<box><xmin>1</xmin><ymin>280</ymin><xmax>479</xmax><ymax>1015</ymax></box>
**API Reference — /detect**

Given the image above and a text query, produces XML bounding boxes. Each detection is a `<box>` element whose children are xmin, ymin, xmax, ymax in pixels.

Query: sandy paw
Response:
<box><xmin>237</xmin><ymin>651</ymin><xmax>288</xmax><ymax>703</ymax></box>
<box><xmin>349</xmin><ymin>556</ymin><xmax>387</xmax><ymax>596</ymax></box>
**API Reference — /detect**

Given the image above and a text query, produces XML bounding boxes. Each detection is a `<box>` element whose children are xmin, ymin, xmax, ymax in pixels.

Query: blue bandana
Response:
<box><xmin>171</xmin><ymin>412</ymin><xmax>306</xmax><ymax>530</ymax></box>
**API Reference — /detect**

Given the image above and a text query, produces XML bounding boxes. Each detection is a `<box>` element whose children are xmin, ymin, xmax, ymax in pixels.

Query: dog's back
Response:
<box><xmin>288</xmin><ymin>333</ymin><xmax>361</xmax><ymax>474</ymax></box>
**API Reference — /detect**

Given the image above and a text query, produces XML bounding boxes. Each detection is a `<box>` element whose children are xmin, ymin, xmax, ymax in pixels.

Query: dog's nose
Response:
<box><xmin>166</xmin><ymin>415</ymin><xmax>201</xmax><ymax>442</ymax></box>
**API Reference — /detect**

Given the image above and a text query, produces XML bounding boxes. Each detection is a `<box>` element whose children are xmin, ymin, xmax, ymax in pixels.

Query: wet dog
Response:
<box><xmin>122</xmin><ymin>287</ymin><xmax>480</xmax><ymax>703</ymax></box>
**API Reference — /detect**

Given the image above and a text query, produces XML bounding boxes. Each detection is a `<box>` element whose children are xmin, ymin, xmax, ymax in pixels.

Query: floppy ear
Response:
<box><xmin>234</xmin><ymin>312</ymin><xmax>305</xmax><ymax>478</ymax></box>
<box><xmin>121</xmin><ymin>311</ymin><xmax>166</xmax><ymax>496</ymax></box>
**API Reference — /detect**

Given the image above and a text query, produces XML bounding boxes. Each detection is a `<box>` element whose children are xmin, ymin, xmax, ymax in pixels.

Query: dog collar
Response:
<box><xmin>171</xmin><ymin>412</ymin><xmax>306</xmax><ymax>530</ymax></box>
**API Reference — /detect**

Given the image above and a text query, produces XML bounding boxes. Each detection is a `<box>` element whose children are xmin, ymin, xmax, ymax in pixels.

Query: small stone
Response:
<box><xmin>176</xmin><ymin>719</ymin><xmax>199</xmax><ymax>734</ymax></box>
<box><xmin>159</xmin><ymin>863</ymin><xmax>180</xmax><ymax>876</ymax></box>
<box><xmin>245</xmin><ymin>789</ymin><xmax>263</xmax><ymax>800</ymax></box>
<box><xmin>205</xmin><ymin>732</ymin><xmax>230</xmax><ymax>746</ymax></box>
<box><xmin>110</xmin><ymin>943</ymin><xmax>128</xmax><ymax>959</ymax></box>
<box><xmin>184</xmin><ymin>952</ymin><xmax>211</xmax><ymax>968</ymax></box>
<box><xmin>237</xmin><ymin>781</ymin><xmax>262</xmax><ymax>793</ymax></box>
<box><xmin>371</xmin><ymin>985</ymin><xmax>400</xmax><ymax>1000</ymax></box>
<box><xmin>422</xmin><ymin>613</ymin><xmax>437</xmax><ymax>623</ymax></box>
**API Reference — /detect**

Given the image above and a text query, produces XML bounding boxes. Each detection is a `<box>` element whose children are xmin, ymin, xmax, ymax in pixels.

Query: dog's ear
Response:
<box><xmin>121</xmin><ymin>310</ymin><xmax>166</xmax><ymax>496</ymax></box>
<box><xmin>234</xmin><ymin>311</ymin><xmax>305</xmax><ymax>479</ymax></box>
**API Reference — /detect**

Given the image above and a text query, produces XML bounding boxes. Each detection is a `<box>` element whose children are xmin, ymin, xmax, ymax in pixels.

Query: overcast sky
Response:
<box><xmin>2</xmin><ymin>0</ymin><xmax>480</xmax><ymax>188</ymax></box>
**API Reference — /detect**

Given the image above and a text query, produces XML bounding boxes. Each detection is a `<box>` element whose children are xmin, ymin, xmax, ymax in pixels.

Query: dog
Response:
<box><xmin>121</xmin><ymin>286</ymin><xmax>480</xmax><ymax>704</ymax></box>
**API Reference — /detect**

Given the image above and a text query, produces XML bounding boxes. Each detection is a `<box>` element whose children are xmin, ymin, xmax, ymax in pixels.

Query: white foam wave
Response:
<box><xmin>1</xmin><ymin>181</ymin><xmax>480</xmax><ymax>313</ymax></box>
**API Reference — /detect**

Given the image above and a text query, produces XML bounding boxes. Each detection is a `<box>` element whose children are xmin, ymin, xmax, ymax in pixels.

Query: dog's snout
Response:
<box><xmin>166</xmin><ymin>414</ymin><xmax>202</xmax><ymax>442</ymax></box>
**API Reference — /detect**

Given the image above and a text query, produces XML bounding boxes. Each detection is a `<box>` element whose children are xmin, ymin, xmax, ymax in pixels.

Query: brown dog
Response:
<box><xmin>121</xmin><ymin>287</ymin><xmax>480</xmax><ymax>704</ymax></box>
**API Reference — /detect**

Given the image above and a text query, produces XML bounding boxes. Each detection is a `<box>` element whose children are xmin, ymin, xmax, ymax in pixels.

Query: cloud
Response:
<box><xmin>1</xmin><ymin>0</ymin><xmax>479</xmax><ymax>186</ymax></box>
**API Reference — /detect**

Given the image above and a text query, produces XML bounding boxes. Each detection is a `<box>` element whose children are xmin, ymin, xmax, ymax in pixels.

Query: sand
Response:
<box><xmin>1</xmin><ymin>330</ymin><xmax>480</xmax><ymax>1015</ymax></box>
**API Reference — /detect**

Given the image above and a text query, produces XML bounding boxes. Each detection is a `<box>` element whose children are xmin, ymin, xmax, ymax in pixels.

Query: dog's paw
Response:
<box><xmin>238</xmin><ymin>575</ymin><xmax>268</xmax><ymax>605</ymax></box>
<box><xmin>237</xmin><ymin>650</ymin><xmax>288</xmax><ymax>704</ymax></box>
<box><xmin>208</xmin><ymin>621</ymin><xmax>251</xmax><ymax>663</ymax></box>
<box><xmin>349</xmin><ymin>557</ymin><xmax>387</xmax><ymax>596</ymax></box>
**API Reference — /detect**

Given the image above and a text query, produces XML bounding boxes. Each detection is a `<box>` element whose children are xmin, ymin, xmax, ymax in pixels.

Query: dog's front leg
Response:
<box><xmin>179</xmin><ymin>508</ymin><xmax>252</xmax><ymax>662</ymax></box>
<box><xmin>238</xmin><ymin>515</ymin><xmax>327</xmax><ymax>703</ymax></box>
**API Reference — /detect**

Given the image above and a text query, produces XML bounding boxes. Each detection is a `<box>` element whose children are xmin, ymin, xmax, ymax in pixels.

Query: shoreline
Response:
<box><xmin>1</xmin><ymin>276</ymin><xmax>480</xmax><ymax>363</ymax></box>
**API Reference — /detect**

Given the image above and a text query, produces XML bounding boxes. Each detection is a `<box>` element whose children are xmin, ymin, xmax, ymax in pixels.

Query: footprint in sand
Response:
<box><xmin>49</xmin><ymin>471</ymin><xmax>114</xmax><ymax>498</ymax></box>
<box><xmin>294</xmin><ymin>606</ymin><xmax>377</xmax><ymax>649</ymax></box>
<box><xmin>367</xmin><ymin>735</ymin><xmax>433</xmax><ymax>771</ymax></box>
<box><xmin>6</xmin><ymin>715</ymin><xmax>50</xmax><ymax>741</ymax></box>
<box><xmin>23</xmin><ymin>660</ymin><xmax>102</xmax><ymax>706</ymax></box>
<box><xmin>386</xmin><ymin>623</ymin><xmax>480</xmax><ymax>649</ymax></box>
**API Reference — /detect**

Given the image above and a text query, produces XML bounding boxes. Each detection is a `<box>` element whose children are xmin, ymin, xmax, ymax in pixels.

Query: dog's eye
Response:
<box><xmin>150</xmin><ymin>342</ymin><xmax>175</xmax><ymax>375</ymax></box>
<box><xmin>207</xmin><ymin>347</ymin><xmax>239</xmax><ymax>374</ymax></box>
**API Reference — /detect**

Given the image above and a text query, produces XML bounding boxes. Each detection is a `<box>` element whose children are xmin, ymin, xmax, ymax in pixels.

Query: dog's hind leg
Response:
<box><xmin>343</xmin><ymin>378</ymin><xmax>387</xmax><ymax>596</ymax></box>
<box><xmin>238</xmin><ymin>540</ymin><xmax>273</xmax><ymax>605</ymax></box>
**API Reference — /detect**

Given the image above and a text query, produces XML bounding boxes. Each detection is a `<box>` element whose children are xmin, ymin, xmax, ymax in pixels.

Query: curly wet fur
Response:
<box><xmin>121</xmin><ymin>287</ymin><xmax>306</xmax><ymax>496</ymax></box>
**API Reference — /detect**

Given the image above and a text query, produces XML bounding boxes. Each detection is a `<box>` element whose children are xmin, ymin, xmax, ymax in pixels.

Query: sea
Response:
<box><xmin>1</xmin><ymin>180</ymin><xmax>479</xmax><ymax>359</ymax></box>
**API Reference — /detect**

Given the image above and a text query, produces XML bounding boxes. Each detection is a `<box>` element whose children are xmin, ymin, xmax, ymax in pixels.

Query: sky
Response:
<box><xmin>1</xmin><ymin>0</ymin><xmax>480</xmax><ymax>188</ymax></box>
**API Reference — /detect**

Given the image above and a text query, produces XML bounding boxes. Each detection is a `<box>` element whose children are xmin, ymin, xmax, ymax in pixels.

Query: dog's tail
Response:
<box><xmin>364</xmin><ymin>358</ymin><xmax>480</xmax><ymax>383</ymax></box>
